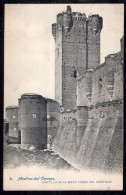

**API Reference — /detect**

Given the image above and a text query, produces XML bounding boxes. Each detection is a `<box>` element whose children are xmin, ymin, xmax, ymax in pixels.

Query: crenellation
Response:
<box><xmin>52</xmin><ymin>23</ymin><xmax>57</xmax><ymax>40</ymax></box>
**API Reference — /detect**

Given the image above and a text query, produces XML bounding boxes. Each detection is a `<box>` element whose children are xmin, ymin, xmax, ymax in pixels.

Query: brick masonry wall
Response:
<box><xmin>76</xmin><ymin>101</ymin><xmax>123</xmax><ymax>172</ymax></box>
<box><xmin>6</xmin><ymin>106</ymin><xmax>19</xmax><ymax>138</ymax></box>
<box><xmin>77</xmin><ymin>70</ymin><xmax>93</xmax><ymax>107</ymax></box>
<box><xmin>87</xmin><ymin>15</ymin><xmax>102</xmax><ymax>69</ymax></box>
<box><xmin>77</xmin><ymin>49</ymin><xmax>123</xmax><ymax>107</ymax></box>
<box><xmin>52</xmin><ymin>6</ymin><xmax>123</xmax><ymax>172</ymax></box>
<box><xmin>4</xmin><ymin>120</ymin><xmax>9</xmax><ymax>135</ymax></box>
<box><xmin>113</xmin><ymin>53</ymin><xmax>123</xmax><ymax>100</ymax></box>
<box><xmin>121</xmin><ymin>36</ymin><xmax>124</xmax><ymax>60</ymax></box>
<box><xmin>46</xmin><ymin>100</ymin><xmax>60</xmax><ymax>146</ymax></box>
<box><xmin>77</xmin><ymin>106</ymin><xmax>88</xmax><ymax>147</ymax></box>
<box><xmin>52</xmin><ymin>110</ymin><xmax>78</xmax><ymax>167</ymax></box>
<box><xmin>91</xmin><ymin>53</ymin><xmax>123</xmax><ymax>105</ymax></box>
<box><xmin>62</xmin><ymin>18</ymin><xmax>87</xmax><ymax>109</ymax></box>
<box><xmin>19</xmin><ymin>95</ymin><xmax>47</xmax><ymax>149</ymax></box>
<box><xmin>55</xmin><ymin>28</ymin><xmax>62</xmax><ymax>105</ymax></box>
<box><xmin>52</xmin><ymin>7</ymin><xmax>102</xmax><ymax>110</ymax></box>
<box><xmin>52</xmin><ymin>101</ymin><xmax>123</xmax><ymax>172</ymax></box>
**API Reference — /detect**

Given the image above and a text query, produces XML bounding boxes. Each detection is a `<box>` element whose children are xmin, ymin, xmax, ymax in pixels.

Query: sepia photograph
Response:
<box><xmin>3</xmin><ymin>4</ymin><xmax>124</xmax><ymax>190</ymax></box>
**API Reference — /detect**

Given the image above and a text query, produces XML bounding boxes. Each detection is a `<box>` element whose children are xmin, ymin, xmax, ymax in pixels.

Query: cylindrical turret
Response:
<box><xmin>120</xmin><ymin>36</ymin><xmax>124</xmax><ymax>60</ymax></box>
<box><xmin>57</xmin><ymin>13</ymin><xmax>63</xmax><ymax>29</ymax></box>
<box><xmin>105</xmin><ymin>54</ymin><xmax>116</xmax><ymax>97</ymax></box>
<box><xmin>87</xmin><ymin>14</ymin><xmax>103</xmax><ymax>69</ymax></box>
<box><xmin>19</xmin><ymin>93</ymin><xmax>47</xmax><ymax>149</ymax></box>
<box><xmin>18</xmin><ymin>99</ymin><xmax>21</xmax><ymax>143</ymax></box>
<box><xmin>4</xmin><ymin>120</ymin><xmax>9</xmax><ymax>136</ymax></box>
<box><xmin>52</xmin><ymin>23</ymin><xmax>57</xmax><ymax>40</ymax></box>
<box><xmin>88</xmin><ymin>14</ymin><xmax>103</xmax><ymax>33</ymax></box>
<box><xmin>63</xmin><ymin>6</ymin><xmax>73</xmax><ymax>31</ymax></box>
<box><xmin>46</xmin><ymin>98</ymin><xmax>60</xmax><ymax>148</ymax></box>
<box><xmin>18</xmin><ymin>99</ymin><xmax>21</xmax><ymax>132</ymax></box>
<box><xmin>105</xmin><ymin>54</ymin><xmax>117</xmax><ymax>64</ymax></box>
<box><xmin>63</xmin><ymin>13</ymin><xmax>72</xmax><ymax>31</ymax></box>
<box><xmin>5</xmin><ymin>106</ymin><xmax>18</xmax><ymax>138</ymax></box>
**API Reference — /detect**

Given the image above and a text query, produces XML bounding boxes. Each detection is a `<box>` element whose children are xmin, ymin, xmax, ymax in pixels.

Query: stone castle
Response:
<box><xmin>4</xmin><ymin>6</ymin><xmax>123</xmax><ymax>172</ymax></box>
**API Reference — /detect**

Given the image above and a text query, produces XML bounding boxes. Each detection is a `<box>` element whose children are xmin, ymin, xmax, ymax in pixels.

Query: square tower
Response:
<box><xmin>52</xmin><ymin>6</ymin><xmax>102</xmax><ymax>110</ymax></box>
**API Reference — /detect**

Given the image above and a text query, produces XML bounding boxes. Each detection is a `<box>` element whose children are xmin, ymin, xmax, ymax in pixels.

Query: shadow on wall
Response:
<box><xmin>52</xmin><ymin>102</ymin><xmax>123</xmax><ymax>173</ymax></box>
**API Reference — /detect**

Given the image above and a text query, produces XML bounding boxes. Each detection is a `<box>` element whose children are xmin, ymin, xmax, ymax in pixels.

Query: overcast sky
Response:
<box><xmin>4</xmin><ymin>4</ymin><xmax>124</xmax><ymax>110</ymax></box>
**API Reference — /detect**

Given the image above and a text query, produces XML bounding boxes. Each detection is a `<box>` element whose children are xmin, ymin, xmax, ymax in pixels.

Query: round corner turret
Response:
<box><xmin>63</xmin><ymin>11</ymin><xmax>73</xmax><ymax>32</ymax></box>
<box><xmin>66</xmin><ymin>5</ymin><xmax>72</xmax><ymax>13</ymax></box>
<box><xmin>88</xmin><ymin>14</ymin><xmax>103</xmax><ymax>33</ymax></box>
<box><xmin>120</xmin><ymin>36</ymin><xmax>124</xmax><ymax>60</ymax></box>
<box><xmin>105</xmin><ymin>54</ymin><xmax>117</xmax><ymax>65</ymax></box>
<box><xmin>52</xmin><ymin>23</ymin><xmax>57</xmax><ymax>39</ymax></box>
<box><xmin>57</xmin><ymin>13</ymin><xmax>63</xmax><ymax>29</ymax></box>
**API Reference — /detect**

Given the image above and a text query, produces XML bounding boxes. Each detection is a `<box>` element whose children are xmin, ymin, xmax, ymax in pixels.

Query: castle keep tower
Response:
<box><xmin>52</xmin><ymin>6</ymin><xmax>102</xmax><ymax>110</ymax></box>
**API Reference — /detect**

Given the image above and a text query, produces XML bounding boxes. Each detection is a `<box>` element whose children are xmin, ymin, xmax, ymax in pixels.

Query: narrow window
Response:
<box><xmin>33</xmin><ymin>114</ymin><xmax>36</xmax><ymax>119</ymax></box>
<box><xmin>47</xmin><ymin>115</ymin><xmax>50</xmax><ymax>119</ymax></box>
<box><xmin>48</xmin><ymin>135</ymin><xmax>51</xmax><ymax>140</ymax></box>
<box><xmin>73</xmin><ymin>71</ymin><xmax>78</xmax><ymax>78</ymax></box>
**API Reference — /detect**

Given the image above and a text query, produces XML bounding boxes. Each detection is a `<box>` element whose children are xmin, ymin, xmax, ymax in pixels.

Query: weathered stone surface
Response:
<box><xmin>52</xmin><ymin>6</ymin><xmax>102</xmax><ymax>110</ymax></box>
<box><xmin>6</xmin><ymin>106</ymin><xmax>19</xmax><ymax>138</ymax></box>
<box><xmin>19</xmin><ymin>94</ymin><xmax>47</xmax><ymax>149</ymax></box>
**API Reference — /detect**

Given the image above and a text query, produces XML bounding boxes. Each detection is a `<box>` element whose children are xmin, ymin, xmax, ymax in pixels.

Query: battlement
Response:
<box><xmin>6</xmin><ymin>105</ymin><xmax>18</xmax><ymax>110</ymax></box>
<box><xmin>20</xmin><ymin>93</ymin><xmax>45</xmax><ymax>100</ymax></box>
<box><xmin>52</xmin><ymin>5</ymin><xmax>102</xmax><ymax>36</ymax></box>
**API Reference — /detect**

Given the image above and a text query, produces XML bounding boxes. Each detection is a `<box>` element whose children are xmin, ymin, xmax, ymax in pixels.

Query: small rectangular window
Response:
<box><xmin>73</xmin><ymin>71</ymin><xmax>78</xmax><ymax>78</ymax></box>
<box><xmin>47</xmin><ymin>115</ymin><xmax>50</xmax><ymax>119</ymax></box>
<box><xmin>33</xmin><ymin>114</ymin><xmax>36</xmax><ymax>118</ymax></box>
<box><xmin>48</xmin><ymin>135</ymin><xmax>51</xmax><ymax>139</ymax></box>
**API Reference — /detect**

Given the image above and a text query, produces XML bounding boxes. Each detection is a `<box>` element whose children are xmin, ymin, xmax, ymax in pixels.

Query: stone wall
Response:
<box><xmin>77</xmin><ymin>50</ymin><xmax>123</xmax><ymax>106</ymax></box>
<box><xmin>77</xmin><ymin>106</ymin><xmax>88</xmax><ymax>147</ymax></box>
<box><xmin>46</xmin><ymin>98</ymin><xmax>60</xmax><ymax>147</ymax></box>
<box><xmin>77</xmin><ymin>70</ymin><xmax>93</xmax><ymax>107</ymax></box>
<box><xmin>52</xmin><ymin>110</ymin><xmax>78</xmax><ymax>166</ymax></box>
<box><xmin>52</xmin><ymin>101</ymin><xmax>123</xmax><ymax>173</ymax></box>
<box><xmin>77</xmin><ymin>101</ymin><xmax>123</xmax><ymax>172</ymax></box>
<box><xmin>52</xmin><ymin>35</ymin><xmax>123</xmax><ymax>172</ymax></box>
<box><xmin>3</xmin><ymin>120</ymin><xmax>9</xmax><ymax>136</ymax></box>
<box><xmin>5</xmin><ymin>106</ymin><xmax>19</xmax><ymax>138</ymax></box>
